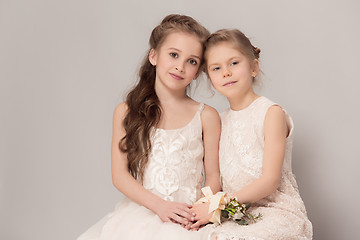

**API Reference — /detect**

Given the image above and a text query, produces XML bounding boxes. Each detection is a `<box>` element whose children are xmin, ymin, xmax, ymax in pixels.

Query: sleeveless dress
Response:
<box><xmin>209</xmin><ymin>96</ymin><xmax>313</xmax><ymax>240</ymax></box>
<box><xmin>77</xmin><ymin>103</ymin><xmax>211</xmax><ymax>240</ymax></box>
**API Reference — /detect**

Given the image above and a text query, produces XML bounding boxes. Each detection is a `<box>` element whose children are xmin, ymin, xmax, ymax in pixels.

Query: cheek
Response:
<box><xmin>209</xmin><ymin>72</ymin><xmax>220</xmax><ymax>85</ymax></box>
<box><xmin>237</xmin><ymin>64</ymin><xmax>253</xmax><ymax>77</ymax></box>
<box><xmin>157</xmin><ymin>56</ymin><xmax>173</xmax><ymax>69</ymax></box>
<box><xmin>188</xmin><ymin>65</ymin><xmax>200</xmax><ymax>77</ymax></box>
<box><xmin>162</xmin><ymin>59</ymin><xmax>174</xmax><ymax>69</ymax></box>
<box><xmin>209</xmin><ymin>79</ymin><xmax>222</xmax><ymax>91</ymax></box>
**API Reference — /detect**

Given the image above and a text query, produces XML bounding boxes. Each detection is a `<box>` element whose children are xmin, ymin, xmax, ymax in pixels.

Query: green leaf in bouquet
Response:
<box><xmin>221</xmin><ymin>209</ymin><xmax>229</xmax><ymax>218</ymax></box>
<box><xmin>236</xmin><ymin>219</ymin><xmax>248</xmax><ymax>225</ymax></box>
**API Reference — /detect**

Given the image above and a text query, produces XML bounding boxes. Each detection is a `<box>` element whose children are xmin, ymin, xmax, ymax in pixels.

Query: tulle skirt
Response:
<box><xmin>77</xmin><ymin>198</ymin><xmax>213</xmax><ymax>240</ymax></box>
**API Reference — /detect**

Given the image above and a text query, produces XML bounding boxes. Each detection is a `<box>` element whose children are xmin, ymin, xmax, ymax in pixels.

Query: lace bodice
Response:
<box><xmin>220</xmin><ymin>96</ymin><xmax>294</xmax><ymax>194</ymax></box>
<box><xmin>211</xmin><ymin>96</ymin><xmax>312</xmax><ymax>240</ymax></box>
<box><xmin>77</xmin><ymin>103</ymin><xmax>214</xmax><ymax>240</ymax></box>
<box><xmin>142</xmin><ymin>103</ymin><xmax>205</xmax><ymax>204</ymax></box>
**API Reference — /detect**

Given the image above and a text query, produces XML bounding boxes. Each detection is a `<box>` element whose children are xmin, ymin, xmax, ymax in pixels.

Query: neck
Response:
<box><xmin>154</xmin><ymin>80</ymin><xmax>188</xmax><ymax>106</ymax></box>
<box><xmin>227</xmin><ymin>89</ymin><xmax>259</xmax><ymax>111</ymax></box>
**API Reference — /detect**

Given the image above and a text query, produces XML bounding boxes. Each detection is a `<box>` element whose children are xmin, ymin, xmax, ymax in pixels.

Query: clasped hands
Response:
<box><xmin>156</xmin><ymin>187</ymin><xmax>227</xmax><ymax>231</ymax></box>
<box><xmin>190</xmin><ymin>186</ymin><xmax>227</xmax><ymax>230</ymax></box>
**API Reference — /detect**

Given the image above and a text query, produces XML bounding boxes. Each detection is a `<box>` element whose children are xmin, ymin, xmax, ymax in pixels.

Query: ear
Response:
<box><xmin>251</xmin><ymin>59</ymin><xmax>260</xmax><ymax>77</ymax></box>
<box><xmin>148</xmin><ymin>49</ymin><xmax>157</xmax><ymax>66</ymax></box>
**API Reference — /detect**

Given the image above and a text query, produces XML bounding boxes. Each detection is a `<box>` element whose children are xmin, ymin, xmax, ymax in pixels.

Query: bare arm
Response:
<box><xmin>231</xmin><ymin>105</ymin><xmax>288</xmax><ymax>203</ymax></box>
<box><xmin>201</xmin><ymin>105</ymin><xmax>221</xmax><ymax>194</ymax></box>
<box><xmin>191</xmin><ymin>105</ymin><xmax>287</xmax><ymax>229</ymax></box>
<box><xmin>189</xmin><ymin>105</ymin><xmax>221</xmax><ymax>229</ymax></box>
<box><xmin>111</xmin><ymin>103</ymin><xmax>192</xmax><ymax>224</ymax></box>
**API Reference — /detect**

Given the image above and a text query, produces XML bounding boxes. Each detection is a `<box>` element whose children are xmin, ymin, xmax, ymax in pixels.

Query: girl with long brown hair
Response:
<box><xmin>77</xmin><ymin>14</ymin><xmax>221</xmax><ymax>239</ymax></box>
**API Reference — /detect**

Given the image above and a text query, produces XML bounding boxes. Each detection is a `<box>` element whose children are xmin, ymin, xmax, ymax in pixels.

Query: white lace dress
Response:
<box><xmin>77</xmin><ymin>103</ymin><xmax>211</xmax><ymax>240</ymax></box>
<box><xmin>209</xmin><ymin>96</ymin><xmax>313</xmax><ymax>240</ymax></box>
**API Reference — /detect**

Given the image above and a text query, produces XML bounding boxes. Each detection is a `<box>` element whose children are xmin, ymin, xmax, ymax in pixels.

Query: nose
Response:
<box><xmin>175</xmin><ymin>62</ymin><xmax>185</xmax><ymax>73</ymax></box>
<box><xmin>223</xmin><ymin>68</ymin><xmax>232</xmax><ymax>78</ymax></box>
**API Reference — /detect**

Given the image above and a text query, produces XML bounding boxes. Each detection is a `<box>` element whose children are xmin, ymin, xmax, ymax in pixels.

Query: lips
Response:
<box><xmin>223</xmin><ymin>81</ymin><xmax>237</xmax><ymax>87</ymax></box>
<box><xmin>169</xmin><ymin>73</ymin><xmax>184</xmax><ymax>80</ymax></box>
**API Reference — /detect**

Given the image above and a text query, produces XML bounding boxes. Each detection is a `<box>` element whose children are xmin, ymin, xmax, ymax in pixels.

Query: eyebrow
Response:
<box><xmin>207</xmin><ymin>57</ymin><xmax>241</xmax><ymax>68</ymax></box>
<box><xmin>207</xmin><ymin>63</ymin><xmax>217</xmax><ymax>69</ymax></box>
<box><xmin>207</xmin><ymin>61</ymin><xmax>221</xmax><ymax>69</ymax></box>
<box><xmin>168</xmin><ymin>48</ymin><xmax>201</xmax><ymax>60</ymax></box>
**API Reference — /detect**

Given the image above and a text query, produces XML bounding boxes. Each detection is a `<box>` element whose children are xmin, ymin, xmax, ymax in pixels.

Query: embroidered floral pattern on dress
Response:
<box><xmin>77</xmin><ymin>103</ymin><xmax>213</xmax><ymax>240</ymax></box>
<box><xmin>210</xmin><ymin>97</ymin><xmax>313</xmax><ymax>240</ymax></box>
<box><xmin>142</xmin><ymin>104</ymin><xmax>205</xmax><ymax>204</ymax></box>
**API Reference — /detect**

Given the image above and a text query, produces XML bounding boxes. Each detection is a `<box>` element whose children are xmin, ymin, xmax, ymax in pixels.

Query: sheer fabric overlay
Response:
<box><xmin>209</xmin><ymin>97</ymin><xmax>313</xmax><ymax>240</ymax></box>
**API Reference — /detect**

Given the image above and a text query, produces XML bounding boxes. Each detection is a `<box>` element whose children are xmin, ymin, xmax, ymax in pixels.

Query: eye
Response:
<box><xmin>188</xmin><ymin>59</ymin><xmax>198</xmax><ymax>65</ymax></box>
<box><xmin>170</xmin><ymin>52</ymin><xmax>178</xmax><ymax>58</ymax></box>
<box><xmin>212</xmin><ymin>67</ymin><xmax>220</xmax><ymax>71</ymax></box>
<box><xmin>231</xmin><ymin>61</ymin><xmax>239</xmax><ymax>66</ymax></box>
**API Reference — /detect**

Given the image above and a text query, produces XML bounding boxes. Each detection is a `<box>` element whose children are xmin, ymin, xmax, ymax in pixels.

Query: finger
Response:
<box><xmin>191</xmin><ymin>227</ymin><xmax>199</xmax><ymax>231</ymax></box>
<box><xmin>174</xmin><ymin>208</ymin><xmax>192</xmax><ymax>220</ymax></box>
<box><xmin>190</xmin><ymin>220</ymin><xmax>203</xmax><ymax>229</ymax></box>
<box><xmin>191</xmin><ymin>226</ymin><xmax>199</xmax><ymax>231</ymax></box>
<box><xmin>183</xmin><ymin>222</ymin><xmax>191</xmax><ymax>230</ymax></box>
<box><xmin>188</xmin><ymin>206</ymin><xmax>197</xmax><ymax>216</ymax></box>
<box><xmin>171</xmin><ymin>214</ymin><xmax>189</xmax><ymax>225</ymax></box>
<box><xmin>188</xmin><ymin>208</ymin><xmax>196</xmax><ymax>217</ymax></box>
<box><xmin>180</xmin><ymin>203</ymin><xmax>192</xmax><ymax>208</ymax></box>
<box><xmin>177</xmin><ymin>204</ymin><xmax>193</xmax><ymax>215</ymax></box>
<box><xmin>198</xmin><ymin>224</ymin><xmax>205</xmax><ymax>230</ymax></box>
<box><xmin>191</xmin><ymin>214</ymin><xmax>200</xmax><ymax>221</ymax></box>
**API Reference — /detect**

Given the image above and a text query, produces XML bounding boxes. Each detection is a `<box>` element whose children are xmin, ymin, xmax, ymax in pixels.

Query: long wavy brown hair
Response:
<box><xmin>119</xmin><ymin>14</ymin><xmax>210</xmax><ymax>181</ymax></box>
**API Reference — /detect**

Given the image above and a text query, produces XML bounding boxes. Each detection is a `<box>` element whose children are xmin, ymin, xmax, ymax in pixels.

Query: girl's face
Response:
<box><xmin>149</xmin><ymin>31</ymin><xmax>202</xmax><ymax>93</ymax></box>
<box><xmin>206</xmin><ymin>42</ymin><xmax>258</xmax><ymax>99</ymax></box>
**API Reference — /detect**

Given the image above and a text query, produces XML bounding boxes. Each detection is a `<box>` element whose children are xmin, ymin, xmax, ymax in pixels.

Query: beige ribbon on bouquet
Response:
<box><xmin>195</xmin><ymin>186</ymin><xmax>227</xmax><ymax>224</ymax></box>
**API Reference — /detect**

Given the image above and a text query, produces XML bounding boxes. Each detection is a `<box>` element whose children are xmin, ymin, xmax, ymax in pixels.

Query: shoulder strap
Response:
<box><xmin>197</xmin><ymin>103</ymin><xmax>205</xmax><ymax>113</ymax></box>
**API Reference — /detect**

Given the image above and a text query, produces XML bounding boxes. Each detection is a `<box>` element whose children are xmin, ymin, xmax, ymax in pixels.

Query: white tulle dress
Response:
<box><xmin>77</xmin><ymin>103</ymin><xmax>212</xmax><ymax>240</ymax></box>
<box><xmin>209</xmin><ymin>96</ymin><xmax>313</xmax><ymax>240</ymax></box>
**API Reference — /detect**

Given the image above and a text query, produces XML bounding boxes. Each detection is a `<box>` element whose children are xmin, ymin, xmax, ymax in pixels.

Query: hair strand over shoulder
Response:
<box><xmin>119</xmin><ymin>14</ymin><xmax>209</xmax><ymax>182</ymax></box>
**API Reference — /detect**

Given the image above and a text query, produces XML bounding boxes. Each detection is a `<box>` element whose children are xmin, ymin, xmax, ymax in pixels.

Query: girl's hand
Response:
<box><xmin>154</xmin><ymin>200</ymin><xmax>194</xmax><ymax>226</ymax></box>
<box><xmin>190</xmin><ymin>202</ymin><xmax>212</xmax><ymax>230</ymax></box>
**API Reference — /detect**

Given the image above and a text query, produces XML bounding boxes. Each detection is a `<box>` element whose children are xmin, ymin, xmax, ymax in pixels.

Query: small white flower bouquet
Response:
<box><xmin>221</xmin><ymin>198</ymin><xmax>262</xmax><ymax>225</ymax></box>
<box><xmin>196</xmin><ymin>186</ymin><xmax>262</xmax><ymax>225</ymax></box>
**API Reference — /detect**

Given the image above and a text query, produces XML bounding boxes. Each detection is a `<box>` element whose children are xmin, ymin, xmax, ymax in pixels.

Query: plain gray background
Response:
<box><xmin>1</xmin><ymin>0</ymin><xmax>359</xmax><ymax>239</ymax></box>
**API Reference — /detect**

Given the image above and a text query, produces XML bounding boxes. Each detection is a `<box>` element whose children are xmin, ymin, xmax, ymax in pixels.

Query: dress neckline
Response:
<box><xmin>229</xmin><ymin>96</ymin><xmax>263</xmax><ymax>113</ymax></box>
<box><xmin>156</xmin><ymin>103</ymin><xmax>203</xmax><ymax>132</ymax></box>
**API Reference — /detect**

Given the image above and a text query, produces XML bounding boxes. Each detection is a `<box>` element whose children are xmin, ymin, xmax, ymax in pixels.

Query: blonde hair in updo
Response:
<box><xmin>204</xmin><ymin>29</ymin><xmax>261</xmax><ymax>83</ymax></box>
